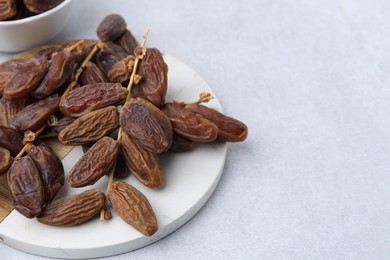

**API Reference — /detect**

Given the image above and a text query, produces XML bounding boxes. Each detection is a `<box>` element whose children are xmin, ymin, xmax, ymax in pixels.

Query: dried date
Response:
<box><xmin>3</xmin><ymin>56</ymin><xmax>50</xmax><ymax>101</ymax></box>
<box><xmin>26</xmin><ymin>144</ymin><xmax>64</xmax><ymax>202</ymax></box>
<box><xmin>67</xmin><ymin>136</ymin><xmax>119</xmax><ymax>187</ymax></box>
<box><xmin>108</xmin><ymin>181</ymin><xmax>158</xmax><ymax>236</ymax></box>
<box><xmin>120</xmin><ymin>131</ymin><xmax>163</xmax><ymax>188</ymax></box>
<box><xmin>11</xmin><ymin>94</ymin><xmax>60</xmax><ymax>132</ymax></box>
<box><xmin>37</xmin><ymin>188</ymin><xmax>106</xmax><ymax>226</ymax></box>
<box><xmin>59</xmin><ymin>82</ymin><xmax>127</xmax><ymax>117</ymax></box>
<box><xmin>58</xmin><ymin>106</ymin><xmax>119</xmax><ymax>145</ymax></box>
<box><xmin>131</xmin><ymin>48</ymin><xmax>168</xmax><ymax>107</ymax></box>
<box><xmin>96</xmin><ymin>14</ymin><xmax>127</xmax><ymax>42</ymax></box>
<box><xmin>7</xmin><ymin>155</ymin><xmax>45</xmax><ymax>218</ymax></box>
<box><xmin>161</xmin><ymin>102</ymin><xmax>218</xmax><ymax>142</ymax></box>
<box><xmin>120</xmin><ymin>97</ymin><xmax>172</xmax><ymax>154</ymax></box>
<box><xmin>184</xmin><ymin>103</ymin><xmax>248</xmax><ymax>142</ymax></box>
<box><xmin>32</xmin><ymin>48</ymin><xmax>78</xmax><ymax>99</ymax></box>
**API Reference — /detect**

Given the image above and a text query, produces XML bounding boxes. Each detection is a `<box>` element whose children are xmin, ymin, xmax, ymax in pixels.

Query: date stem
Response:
<box><xmin>100</xmin><ymin>27</ymin><xmax>150</xmax><ymax>220</ymax></box>
<box><xmin>15</xmin><ymin>124</ymin><xmax>46</xmax><ymax>160</ymax></box>
<box><xmin>174</xmin><ymin>92</ymin><xmax>214</xmax><ymax>106</ymax></box>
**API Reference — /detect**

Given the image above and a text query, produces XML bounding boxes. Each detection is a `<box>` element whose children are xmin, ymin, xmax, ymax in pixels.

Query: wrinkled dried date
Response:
<box><xmin>161</xmin><ymin>102</ymin><xmax>218</xmax><ymax>142</ymax></box>
<box><xmin>27</xmin><ymin>144</ymin><xmax>64</xmax><ymax>202</ymax></box>
<box><xmin>120</xmin><ymin>97</ymin><xmax>172</xmax><ymax>154</ymax></box>
<box><xmin>37</xmin><ymin>188</ymin><xmax>106</xmax><ymax>226</ymax></box>
<box><xmin>96</xmin><ymin>14</ymin><xmax>127</xmax><ymax>42</ymax></box>
<box><xmin>11</xmin><ymin>94</ymin><xmax>60</xmax><ymax>132</ymax></box>
<box><xmin>131</xmin><ymin>48</ymin><xmax>168</xmax><ymax>107</ymax></box>
<box><xmin>58</xmin><ymin>106</ymin><xmax>119</xmax><ymax>145</ymax></box>
<box><xmin>3</xmin><ymin>57</ymin><xmax>50</xmax><ymax>101</ymax></box>
<box><xmin>108</xmin><ymin>181</ymin><xmax>158</xmax><ymax>236</ymax></box>
<box><xmin>59</xmin><ymin>82</ymin><xmax>127</xmax><ymax>117</ymax></box>
<box><xmin>0</xmin><ymin>147</ymin><xmax>13</xmax><ymax>173</ymax></box>
<box><xmin>67</xmin><ymin>136</ymin><xmax>119</xmax><ymax>187</ymax></box>
<box><xmin>120</xmin><ymin>131</ymin><xmax>163</xmax><ymax>188</ymax></box>
<box><xmin>7</xmin><ymin>155</ymin><xmax>45</xmax><ymax>218</ymax></box>
<box><xmin>32</xmin><ymin>48</ymin><xmax>78</xmax><ymax>99</ymax></box>
<box><xmin>0</xmin><ymin>125</ymin><xmax>23</xmax><ymax>156</ymax></box>
<box><xmin>184</xmin><ymin>103</ymin><xmax>248</xmax><ymax>142</ymax></box>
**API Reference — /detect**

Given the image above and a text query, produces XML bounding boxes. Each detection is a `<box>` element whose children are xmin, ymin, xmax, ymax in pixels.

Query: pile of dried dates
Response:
<box><xmin>0</xmin><ymin>0</ymin><xmax>64</xmax><ymax>21</ymax></box>
<box><xmin>0</xmin><ymin>14</ymin><xmax>248</xmax><ymax>237</ymax></box>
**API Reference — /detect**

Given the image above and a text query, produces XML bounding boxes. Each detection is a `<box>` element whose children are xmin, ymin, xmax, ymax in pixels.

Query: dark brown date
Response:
<box><xmin>120</xmin><ymin>98</ymin><xmax>172</xmax><ymax>154</ymax></box>
<box><xmin>131</xmin><ymin>48</ymin><xmax>168</xmax><ymax>107</ymax></box>
<box><xmin>107</xmin><ymin>55</ymin><xmax>135</xmax><ymax>83</ymax></box>
<box><xmin>59</xmin><ymin>83</ymin><xmax>127</xmax><ymax>117</ymax></box>
<box><xmin>26</xmin><ymin>144</ymin><xmax>64</xmax><ymax>202</ymax></box>
<box><xmin>0</xmin><ymin>147</ymin><xmax>13</xmax><ymax>173</ymax></box>
<box><xmin>115</xmin><ymin>29</ymin><xmax>138</xmax><ymax>55</ymax></box>
<box><xmin>96</xmin><ymin>14</ymin><xmax>127</xmax><ymax>42</ymax></box>
<box><xmin>11</xmin><ymin>94</ymin><xmax>60</xmax><ymax>132</ymax></box>
<box><xmin>94</xmin><ymin>41</ymin><xmax>127</xmax><ymax>77</ymax></box>
<box><xmin>108</xmin><ymin>181</ymin><xmax>158</xmax><ymax>236</ymax></box>
<box><xmin>79</xmin><ymin>61</ymin><xmax>106</xmax><ymax>86</ymax></box>
<box><xmin>37</xmin><ymin>188</ymin><xmax>106</xmax><ymax>226</ymax></box>
<box><xmin>0</xmin><ymin>98</ymin><xmax>30</xmax><ymax>127</ymax></box>
<box><xmin>3</xmin><ymin>57</ymin><xmax>50</xmax><ymax>101</ymax></box>
<box><xmin>0</xmin><ymin>0</ymin><xmax>16</xmax><ymax>20</ymax></box>
<box><xmin>120</xmin><ymin>131</ymin><xmax>163</xmax><ymax>188</ymax></box>
<box><xmin>67</xmin><ymin>137</ymin><xmax>119</xmax><ymax>187</ymax></box>
<box><xmin>7</xmin><ymin>155</ymin><xmax>45</xmax><ymax>218</ymax></box>
<box><xmin>161</xmin><ymin>102</ymin><xmax>218</xmax><ymax>142</ymax></box>
<box><xmin>0</xmin><ymin>125</ymin><xmax>23</xmax><ymax>156</ymax></box>
<box><xmin>24</xmin><ymin>0</ymin><xmax>63</xmax><ymax>14</ymax></box>
<box><xmin>184</xmin><ymin>103</ymin><xmax>248</xmax><ymax>142</ymax></box>
<box><xmin>58</xmin><ymin>106</ymin><xmax>119</xmax><ymax>145</ymax></box>
<box><xmin>32</xmin><ymin>49</ymin><xmax>77</xmax><ymax>99</ymax></box>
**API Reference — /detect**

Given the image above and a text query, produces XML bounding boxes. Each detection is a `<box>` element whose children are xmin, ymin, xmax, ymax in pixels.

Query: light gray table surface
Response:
<box><xmin>1</xmin><ymin>0</ymin><xmax>389</xmax><ymax>259</ymax></box>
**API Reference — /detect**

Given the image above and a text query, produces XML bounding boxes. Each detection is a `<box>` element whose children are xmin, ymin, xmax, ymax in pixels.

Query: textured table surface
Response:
<box><xmin>1</xmin><ymin>0</ymin><xmax>389</xmax><ymax>259</ymax></box>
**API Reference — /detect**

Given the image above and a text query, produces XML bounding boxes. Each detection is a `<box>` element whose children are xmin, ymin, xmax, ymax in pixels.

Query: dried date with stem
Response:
<box><xmin>7</xmin><ymin>154</ymin><xmax>45</xmax><ymax>218</ymax></box>
<box><xmin>67</xmin><ymin>136</ymin><xmax>119</xmax><ymax>188</ymax></box>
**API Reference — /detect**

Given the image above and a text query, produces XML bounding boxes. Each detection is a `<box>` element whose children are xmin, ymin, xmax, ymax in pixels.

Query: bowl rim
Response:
<box><xmin>0</xmin><ymin>0</ymin><xmax>73</xmax><ymax>26</ymax></box>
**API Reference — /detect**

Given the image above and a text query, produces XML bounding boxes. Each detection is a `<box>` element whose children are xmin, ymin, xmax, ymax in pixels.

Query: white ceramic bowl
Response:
<box><xmin>0</xmin><ymin>0</ymin><xmax>74</xmax><ymax>53</ymax></box>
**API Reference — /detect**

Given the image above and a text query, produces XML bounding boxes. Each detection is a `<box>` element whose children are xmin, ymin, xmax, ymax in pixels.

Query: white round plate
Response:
<box><xmin>0</xmin><ymin>55</ymin><xmax>227</xmax><ymax>259</ymax></box>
